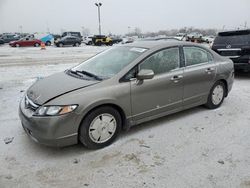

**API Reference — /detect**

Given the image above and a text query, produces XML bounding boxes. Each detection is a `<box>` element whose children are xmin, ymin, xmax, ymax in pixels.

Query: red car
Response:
<box><xmin>9</xmin><ymin>38</ymin><xmax>42</xmax><ymax>47</ymax></box>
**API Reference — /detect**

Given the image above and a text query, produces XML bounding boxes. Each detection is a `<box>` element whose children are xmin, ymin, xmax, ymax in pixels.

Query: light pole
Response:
<box><xmin>95</xmin><ymin>2</ymin><xmax>102</xmax><ymax>35</ymax></box>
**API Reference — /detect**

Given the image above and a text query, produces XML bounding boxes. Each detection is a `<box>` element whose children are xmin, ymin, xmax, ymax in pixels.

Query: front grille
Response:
<box><xmin>24</xmin><ymin>95</ymin><xmax>39</xmax><ymax>111</ymax></box>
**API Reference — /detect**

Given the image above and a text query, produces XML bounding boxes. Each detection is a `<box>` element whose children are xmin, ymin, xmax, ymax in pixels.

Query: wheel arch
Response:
<box><xmin>216</xmin><ymin>79</ymin><xmax>228</xmax><ymax>97</ymax></box>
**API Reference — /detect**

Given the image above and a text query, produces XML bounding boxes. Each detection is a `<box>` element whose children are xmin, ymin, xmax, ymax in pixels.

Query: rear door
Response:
<box><xmin>68</xmin><ymin>37</ymin><xmax>76</xmax><ymax>45</ymax></box>
<box><xmin>130</xmin><ymin>47</ymin><xmax>184</xmax><ymax>122</ymax></box>
<box><xmin>182</xmin><ymin>46</ymin><xmax>216</xmax><ymax>108</ymax></box>
<box><xmin>64</xmin><ymin>37</ymin><xmax>71</xmax><ymax>45</ymax></box>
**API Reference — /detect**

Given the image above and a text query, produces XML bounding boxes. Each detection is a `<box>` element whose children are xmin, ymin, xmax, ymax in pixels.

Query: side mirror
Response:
<box><xmin>137</xmin><ymin>69</ymin><xmax>154</xmax><ymax>80</ymax></box>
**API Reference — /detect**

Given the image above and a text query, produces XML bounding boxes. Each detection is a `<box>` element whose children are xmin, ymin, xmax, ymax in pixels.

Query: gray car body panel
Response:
<box><xmin>19</xmin><ymin>41</ymin><xmax>234</xmax><ymax>147</ymax></box>
<box><xmin>27</xmin><ymin>72</ymin><xmax>99</xmax><ymax>105</ymax></box>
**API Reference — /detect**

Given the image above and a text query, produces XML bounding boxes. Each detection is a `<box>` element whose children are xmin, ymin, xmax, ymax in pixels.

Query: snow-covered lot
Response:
<box><xmin>0</xmin><ymin>44</ymin><xmax>250</xmax><ymax>188</ymax></box>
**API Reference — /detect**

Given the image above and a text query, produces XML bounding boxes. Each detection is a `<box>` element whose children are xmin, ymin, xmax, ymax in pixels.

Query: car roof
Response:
<box><xmin>123</xmin><ymin>41</ymin><xmax>198</xmax><ymax>49</ymax></box>
<box><xmin>218</xmin><ymin>29</ymin><xmax>250</xmax><ymax>36</ymax></box>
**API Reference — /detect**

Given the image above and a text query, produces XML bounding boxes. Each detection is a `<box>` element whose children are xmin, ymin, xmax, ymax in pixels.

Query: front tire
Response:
<box><xmin>205</xmin><ymin>81</ymin><xmax>226</xmax><ymax>109</ymax></box>
<box><xmin>79</xmin><ymin>106</ymin><xmax>122</xmax><ymax>149</ymax></box>
<box><xmin>74</xmin><ymin>42</ymin><xmax>80</xmax><ymax>47</ymax></box>
<box><xmin>45</xmin><ymin>41</ymin><xmax>51</xmax><ymax>46</ymax></box>
<box><xmin>34</xmin><ymin>43</ymin><xmax>40</xmax><ymax>47</ymax></box>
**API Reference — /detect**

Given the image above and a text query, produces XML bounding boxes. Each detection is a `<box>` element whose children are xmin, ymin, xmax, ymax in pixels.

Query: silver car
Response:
<box><xmin>19</xmin><ymin>41</ymin><xmax>234</xmax><ymax>149</ymax></box>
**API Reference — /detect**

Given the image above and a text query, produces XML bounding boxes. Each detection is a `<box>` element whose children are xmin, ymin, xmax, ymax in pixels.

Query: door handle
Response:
<box><xmin>205</xmin><ymin>67</ymin><xmax>215</xmax><ymax>73</ymax></box>
<box><xmin>171</xmin><ymin>75</ymin><xmax>183</xmax><ymax>83</ymax></box>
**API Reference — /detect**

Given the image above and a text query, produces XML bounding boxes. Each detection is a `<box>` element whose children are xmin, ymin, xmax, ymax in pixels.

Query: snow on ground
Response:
<box><xmin>0</xmin><ymin>44</ymin><xmax>250</xmax><ymax>188</ymax></box>
<box><xmin>0</xmin><ymin>44</ymin><xmax>108</xmax><ymax>66</ymax></box>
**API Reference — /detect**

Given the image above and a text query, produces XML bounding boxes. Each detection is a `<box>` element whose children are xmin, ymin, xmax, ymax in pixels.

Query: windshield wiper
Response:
<box><xmin>70</xmin><ymin>70</ymin><xmax>102</xmax><ymax>81</ymax></box>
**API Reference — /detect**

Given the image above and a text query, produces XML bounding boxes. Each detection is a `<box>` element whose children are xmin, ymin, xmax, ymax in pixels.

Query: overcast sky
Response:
<box><xmin>0</xmin><ymin>0</ymin><xmax>249</xmax><ymax>35</ymax></box>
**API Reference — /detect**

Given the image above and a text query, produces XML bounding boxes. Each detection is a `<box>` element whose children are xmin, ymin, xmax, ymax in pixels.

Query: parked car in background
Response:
<box><xmin>92</xmin><ymin>35</ymin><xmax>113</xmax><ymax>46</ymax></box>
<box><xmin>202</xmin><ymin>35</ymin><xmax>215</xmax><ymax>44</ymax></box>
<box><xmin>9</xmin><ymin>37</ymin><xmax>42</xmax><ymax>47</ymax></box>
<box><xmin>34</xmin><ymin>33</ymin><xmax>54</xmax><ymax>46</ymax></box>
<box><xmin>110</xmin><ymin>36</ymin><xmax>123</xmax><ymax>44</ymax></box>
<box><xmin>18</xmin><ymin>33</ymin><xmax>30</xmax><ymax>38</ymax></box>
<box><xmin>187</xmin><ymin>32</ymin><xmax>203</xmax><ymax>39</ymax></box>
<box><xmin>52</xmin><ymin>34</ymin><xmax>61</xmax><ymax>41</ymax></box>
<box><xmin>26</xmin><ymin>33</ymin><xmax>54</xmax><ymax>46</ymax></box>
<box><xmin>138</xmin><ymin>37</ymin><xmax>181</xmax><ymax>42</ymax></box>
<box><xmin>19</xmin><ymin>41</ymin><xmax>234</xmax><ymax>149</ymax></box>
<box><xmin>122</xmin><ymin>37</ymin><xmax>134</xmax><ymax>44</ymax></box>
<box><xmin>186</xmin><ymin>32</ymin><xmax>203</xmax><ymax>43</ymax></box>
<box><xmin>54</xmin><ymin>36</ymin><xmax>82</xmax><ymax>47</ymax></box>
<box><xmin>0</xmin><ymin>34</ymin><xmax>20</xmax><ymax>43</ymax></box>
<box><xmin>62</xmin><ymin>32</ymin><xmax>82</xmax><ymax>39</ymax></box>
<box><xmin>175</xmin><ymin>33</ymin><xmax>186</xmax><ymax>40</ymax></box>
<box><xmin>82</xmin><ymin>36</ymin><xmax>93</xmax><ymax>45</ymax></box>
<box><xmin>212</xmin><ymin>29</ymin><xmax>250</xmax><ymax>72</ymax></box>
<box><xmin>0</xmin><ymin>38</ymin><xmax>4</xmax><ymax>45</ymax></box>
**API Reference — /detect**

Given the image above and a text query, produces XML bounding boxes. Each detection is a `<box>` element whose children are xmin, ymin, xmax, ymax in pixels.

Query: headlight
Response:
<box><xmin>34</xmin><ymin>105</ymin><xmax>78</xmax><ymax>116</ymax></box>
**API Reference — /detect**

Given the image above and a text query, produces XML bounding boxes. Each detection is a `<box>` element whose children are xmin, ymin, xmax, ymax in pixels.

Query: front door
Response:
<box><xmin>130</xmin><ymin>47</ymin><xmax>184</xmax><ymax>123</ymax></box>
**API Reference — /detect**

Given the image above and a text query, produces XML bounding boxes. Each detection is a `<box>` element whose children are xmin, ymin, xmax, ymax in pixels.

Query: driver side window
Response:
<box><xmin>139</xmin><ymin>47</ymin><xmax>180</xmax><ymax>75</ymax></box>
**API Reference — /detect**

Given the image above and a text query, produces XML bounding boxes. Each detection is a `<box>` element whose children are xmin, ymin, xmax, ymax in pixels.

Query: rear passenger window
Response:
<box><xmin>139</xmin><ymin>47</ymin><xmax>180</xmax><ymax>75</ymax></box>
<box><xmin>184</xmin><ymin>47</ymin><xmax>212</xmax><ymax>66</ymax></box>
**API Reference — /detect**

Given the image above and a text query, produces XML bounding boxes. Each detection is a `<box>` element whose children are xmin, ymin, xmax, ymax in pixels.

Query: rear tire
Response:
<box><xmin>79</xmin><ymin>106</ymin><xmax>122</xmax><ymax>149</ymax></box>
<box><xmin>74</xmin><ymin>42</ymin><xmax>80</xmax><ymax>47</ymax></box>
<box><xmin>34</xmin><ymin>43</ymin><xmax>40</xmax><ymax>47</ymax></box>
<box><xmin>45</xmin><ymin>41</ymin><xmax>51</xmax><ymax>46</ymax></box>
<box><xmin>205</xmin><ymin>81</ymin><xmax>226</xmax><ymax>109</ymax></box>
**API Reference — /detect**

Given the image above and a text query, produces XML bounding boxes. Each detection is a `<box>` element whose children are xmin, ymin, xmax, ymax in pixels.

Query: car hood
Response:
<box><xmin>27</xmin><ymin>72</ymin><xmax>99</xmax><ymax>105</ymax></box>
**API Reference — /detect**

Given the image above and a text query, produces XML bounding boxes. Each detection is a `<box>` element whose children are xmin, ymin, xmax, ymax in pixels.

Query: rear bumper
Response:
<box><xmin>233</xmin><ymin>60</ymin><xmax>250</xmax><ymax>71</ymax></box>
<box><xmin>232</xmin><ymin>56</ymin><xmax>250</xmax><ymax>71</ymax></box>
<box><xmin>234</xmin><ymin>63</ymin><xmax>250</xmax><ymax>71</ymax></box>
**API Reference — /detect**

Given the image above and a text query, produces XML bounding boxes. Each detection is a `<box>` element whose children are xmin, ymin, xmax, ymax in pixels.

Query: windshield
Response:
<box><xmin>71</xmin><ymin>46</ymin><xmax>147</xmax><ymax>79</ymax></box>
